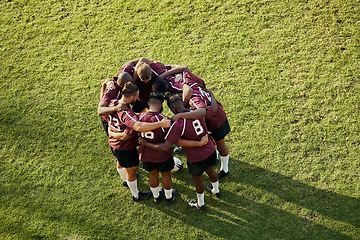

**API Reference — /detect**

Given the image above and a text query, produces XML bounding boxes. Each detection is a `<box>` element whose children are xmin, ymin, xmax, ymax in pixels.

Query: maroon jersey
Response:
<box><xmin>165</xmin><ymin>110</ymin><xmax>215</xmax><ymax>163</ymax></box>
<box><xmin>183</xmin><ymin>71</ymin><xmax>227</xmax><ymax>130</ymax></box>
<box><xmin>100</xmin><ymin>79</ymin><xmax>122</xmax><ymax>103</ymax></box>
<box><xmin>137</xmin><ymin>63</ymin><xmax>165</xmax><ymax>103</ymax></box>
<box><xmin>106</xmin><ymin>100</ymin><xmax>139</xmax><ymax>150</ymax></box>
<box><xmin>137</xmin><ymin>111</ymin><xmax>172</xmax><ymax>163</ymax></box>
<box><xmin>115</xmin><ymin>64</ymin><xmax>134</xmax><ymax>78</ymax></box>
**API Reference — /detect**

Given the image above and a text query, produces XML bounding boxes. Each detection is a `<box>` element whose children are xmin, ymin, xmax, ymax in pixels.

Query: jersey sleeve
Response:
<box><xmin>164</xmin><ymin>121</ymin><xmax>183</xmax><ymax>145</ymax></box>
<box><xmin>122</xmin><ymin>110</ymin><xmax>139</xmax><ymax>129</ymax></box>
<box><xmin>116</xmin><ymin>64</ymin><xmax>134</xmax><ymax>77</ymax></box>
<box><xmin>149</xmin><ymin>63</ymin><xmax>165</xmax><ymax>76</ymax></box>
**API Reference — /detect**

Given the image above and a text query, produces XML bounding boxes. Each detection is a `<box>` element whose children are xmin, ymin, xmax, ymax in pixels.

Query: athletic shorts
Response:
<box><xmin>132</xmin><ymin>100</ymin><xmax>148</xmax><ymax>113</ymax></box>
<box><xmin>113</xmin><ymin>148</ymin><xmax>139</xmax><ymax>168</ymax></box>
<box><xmin>187</xmin><ymin>151</ymin><xmax>217</xmax><ymax>176</ymax></box>
<box><xmin>143</xmin><ymin>156</ymin><xmax>174</xmax><ymax>172</ymax></box>
<box><xmin>208</xmin><ymin>118</ymin><xmax>230</xmax><ymax>142</ymax></box>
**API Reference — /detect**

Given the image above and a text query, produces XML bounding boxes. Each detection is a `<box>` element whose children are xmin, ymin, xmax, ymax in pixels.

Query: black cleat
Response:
<box><xmin>154</xmin><ymin>188</ymin><xmax>164</xmax><ymax>205</ymax></box>
<box><xmin>187</xmin><ymin>199</ymin><xmax>206</xmax><ymax>210</ymax></box>
<box><xmin>133</xmin><ymin>191</ymin><xmax>152</xmax><ymax>201</ymax></box>
<box><xmin>217</xmin><ymin>170</ymin><xmax>229</xmax><ymax>179</ymax></box>
<box><xmin>165</xmin><ymin>189</ymin><xmax>179</xmax><ymax>205</ymax></box>
<box><xmin>205</xmin><ymin>184</ymin><xmax>221</xmax><ymax>198</ymax></box>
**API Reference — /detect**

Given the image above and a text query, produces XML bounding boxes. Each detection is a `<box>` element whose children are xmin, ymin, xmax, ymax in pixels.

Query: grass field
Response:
<box><xmin>1</xmin><ymin>0</ymin><xmax>359</xmax><ymax>239</ymax></box>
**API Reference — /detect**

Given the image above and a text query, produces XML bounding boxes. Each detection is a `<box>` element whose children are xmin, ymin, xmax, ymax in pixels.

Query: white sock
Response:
<box><xmin>165</xmin><ymin>188</ymin><xmax>173</xmax><ymax>199</ymax></box>
<box><xmin>150</xmin><ymin>186</ymin><xmax>160</xmax><ymax>198</ymax></box>
<box><xmin>211</xmin><ymin>181</ymin><xmax>219</xmax><ymax>194</ymax></box>
<box><xmin>127</xmin><ymin>180</ymin><xmax>139</xmax><ymax>198</ymax></box>
<box><xmin>117</xmin><ymin>167</ymin><xmax>127</xmax><ymax>182</ymax></box>
<box><xmin>197</xmin><ymin>192</ymin><xmax>205</xmax><ymax>206</ymax></box>
<box><xmin>220</xmin><ymin>154</ymin><xmax>229</xmax><ymax>173</ymax></box>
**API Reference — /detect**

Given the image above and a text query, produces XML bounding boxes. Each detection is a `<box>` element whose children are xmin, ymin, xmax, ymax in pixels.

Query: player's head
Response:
<box><xmin>136</xmin><ymin>62</ymin><xmax>152</xmax><ymax>83</ymax></box>
<box><xmin>167</xmin><ymin>94</ymin><xmax>185</xmax><ymax>114</ymax></box>
<box><xmin>122</xmin><ymin>82</ymin><xmax>139</xmax><ymax>104</ymax></box>
<box><xmin>117</xmin><ymin>72</ymin><xmax>133</xmax><ymax>88</ymax></box>
<box><xmin>152</xmin><ymin>79</ymin><xmax>170</xmax><ymax>94</ymax></box>
<box><xmin>148</xmin><ymin>92</ymin><xmax>165</xmax><ymax>113</ymax></box>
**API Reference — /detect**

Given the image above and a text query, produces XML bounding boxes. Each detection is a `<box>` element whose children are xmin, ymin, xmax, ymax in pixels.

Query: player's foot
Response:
<box><xmin>187</xmin><ymin>199</ymin><xmax>206</xmax><ymax>210</ymax></box>
<box><xmin>217</xmin><ymin>170</ymin><xmax>229</xmax><ymax>179</ymax></box>
<box><xmin>133</xmin><ymin>191</ymin><xmax>152</xmax><ymax>201</ymax></box>
<box><xmin>205</xmin><ymin>184</ymin><xmax>221</xmax><ymax>198</ymax></box>
<box><xmin>154</xmin><ymin>188</ymin><xmax>164</xmax><ymax>205</ymax></box>
<box><xmin>165</xmin><ymin>189</ymin><xmax>179</xmax><ymax>205</ymax></box>
<box><xmin>173</xmin><ymin>146</ymin><xmax>183</xmax><ymax>154</ymax></box>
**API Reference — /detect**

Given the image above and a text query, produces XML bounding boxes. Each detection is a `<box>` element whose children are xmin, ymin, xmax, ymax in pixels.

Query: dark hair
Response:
<box><xmin>166</xmin><ymin>94</ymin><xmax>182</xmax><ymax>109</ymax></box>
<box><xmin>122</xmin><ymin>82</ymin><xmax>138</xmax><ymax>98</ymax></box>
<box><xmin>152</xmin><ymin>79</ymin><xmax>170</xmax><ymax>94</ymax></box>
<box><xmin>149</xmin><ymin>92</ymin><xmax>165</xmax><ymax>102</ymax></box>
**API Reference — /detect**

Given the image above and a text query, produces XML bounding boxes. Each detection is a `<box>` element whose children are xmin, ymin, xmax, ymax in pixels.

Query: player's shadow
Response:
<box><xmin>137</xmin><ymin>161</ymin><xmax>358</xmax><ymax>239</ymax></box>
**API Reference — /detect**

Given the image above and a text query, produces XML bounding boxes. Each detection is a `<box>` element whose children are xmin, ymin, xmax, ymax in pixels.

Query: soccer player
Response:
<box><xmin>137</xmin><ymin>92</ymin><xmax>208</xmax><ymax>205</ymax></box>
<box><xmin>106</xmin><ymin>82</ymin><xmax>171</xmax><ymax>201</ymax></box>
<box><xmin>157</xmin><ymin>67</ymin><xmax>231</xmax><ymax>179</ymax></box>
<box><xmin>131</xmin><ymin>58</ymin><xmax>167</xmax><ymax>113</ymax></box>
<box><xmin>139</xmin><ymin>95</ymin><xmax>220</xmax><ymax>210</ymax></box>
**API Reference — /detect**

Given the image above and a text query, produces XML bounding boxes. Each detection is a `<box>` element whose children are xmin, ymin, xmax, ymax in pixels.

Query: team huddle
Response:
<box><xmin>97</xmin><ymin>58</ymin><xmax>231</xmax><ymax>210</ymax></box>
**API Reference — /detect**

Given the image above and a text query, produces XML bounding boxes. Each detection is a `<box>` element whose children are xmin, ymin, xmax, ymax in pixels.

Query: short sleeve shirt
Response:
<box><xmin>107</xmin><ymin>102</ymin><xmax>139</xmax><ymax>150</ymax></box>
<box><xmin>137</xmin><ymin>111</ymin><xmax>172</xmax><ymax>163</ymax></box>
<box><xmin>137</xmin><ymin>63</ymin><xmax>166</xmax><ymax>103</ymax></box>
<box><xmin>165</xmin><ymin>110</ymin><xmax>215</xmax><ymax>162</ymax></box>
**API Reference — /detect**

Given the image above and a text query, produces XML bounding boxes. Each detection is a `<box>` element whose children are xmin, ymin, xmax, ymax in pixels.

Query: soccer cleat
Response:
<box><xmin>133</xmin><ymin>191</ymin><xmax>152</xmax><ymax>201</ymax></box>
<box><xmin>187</xmin><ymin>199</ymin><xmax>206</xmax><ymax>210</ymax></box>
<box><xmin>154</xmin><ymin>188</ymin><xmax>164</xmax><ymax>205</ymax></box>
<box><xmin>217</xmin><ymin>170</ymin><xmax>229</xmax><ymax>179</ymax></box>
<box><xmin>173</xmin><ymin>146</ymin><xmax>183</xmax><ymax>154</ymax></box>
<box><xmin>165</xmin><ymin>189</ymin><xmax>179</xmax><ymax>205</ymax></box>
<box><xmin>205</xmin><ymin>184</ymin><xmax>221</xmax><ymax>198</ymax></box>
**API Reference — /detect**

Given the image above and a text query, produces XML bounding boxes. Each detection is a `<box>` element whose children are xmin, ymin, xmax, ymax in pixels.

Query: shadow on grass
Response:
<box><xmin>138</xmin><ymin>161</ymin><xmax>358</xmax><ymax>239</ymax></box>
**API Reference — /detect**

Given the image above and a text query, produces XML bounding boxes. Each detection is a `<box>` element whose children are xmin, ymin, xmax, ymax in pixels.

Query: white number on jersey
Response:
<box><xmin>141</xmin><ymin>131</ymin><xmax>155</xmax><ymax>139</ymax></box>
<box><xmin>192</xmin><ymin>119</ymin><xmax>204</xmax><ymax>136</ymax></box>
<box><xmin>109</xmin><ymin>116</ymin><xmax>121</xmax><ymax>132</ymax></box>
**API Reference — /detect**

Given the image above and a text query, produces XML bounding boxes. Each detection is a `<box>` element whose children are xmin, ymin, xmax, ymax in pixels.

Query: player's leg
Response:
<box><xmin>216</xmin><ymin>138</ymin><xmax>230</xmax><ymax>178</ymax></box>
<box><xmin>187</xmin><ymin>160</ymin><xmax>206</xmax><ymax>210</ymax></box>
<box><xmin>116</xmin><ymin>160</ymin><xmax>127</xmax><ymax>186</ymax></box>
<box><xmin>160</xmin><ymin>157</ymin><xmax>178</xmax><ymax>205</ymax></box>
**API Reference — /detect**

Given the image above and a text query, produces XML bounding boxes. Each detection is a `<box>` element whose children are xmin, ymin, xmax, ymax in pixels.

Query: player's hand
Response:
<box><xmin>199</xmin><ymin>134</ymin><xmax>209</xmax><ymax>146</ymax></box>
<box><xmin>160</xmin><ymin>118</ymin><xmax>171</xmax><ymax>128</ymax></box>
<box><xmin>108</xmin><ymin>127</ymin><xmax>114</xmax><ymax>137</ymax></box>
<box><xmin>114</xmin><ymin>102</ymin><xmax>128</xmax><ymax>111</ymax></box>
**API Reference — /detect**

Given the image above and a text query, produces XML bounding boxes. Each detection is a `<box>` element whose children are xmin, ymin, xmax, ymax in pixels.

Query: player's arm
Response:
<box><xmin>182</xmin><ymin>84</ymin><xmax>193</xmax><ymax>107</ymax></box>
<box><xmin>171</xmin><ymin>108</ymin><xmax>206</xmax><ymax>122</ymax></box>
<box><xmin>138</xmin><ymin>138</ymin><xmax>173</xmax><ymax>151</ymax></box>
<box><xmin>176</xmin><ymin>135</ymin><xmax>208</xmax><ymax>147</ymax></box>
<box><xmin>132</xmin><ymin>118</ymin><xmax>171</xmax><ymax>132</ymax></box>
<box><xmin>108</xmin><ymin>128</ymin><xmax>132</xmax><ymax>141</ymax></box>
<box><xmin>158</xmin><ymin>66</ymin><xmax>189</xmax><ymax>80</ymax></box>
<box><xmin>98</xmin><ymin>101</ymin><xmax>128</xmax><ymax>116</ymax></box>
<box><xmin>124</xmin><ymin>59</ymin><xmax>140</xmax><ymax>68</ymax></box>
<box><xmin>99</xmin><ymin>79</ymin><xmax>114</xmax><ymax>100</ymax></box>
<box><xmin>207</xmin><ymin>89</ymin><xmax>217</xmax><ymax>112</ymax></box>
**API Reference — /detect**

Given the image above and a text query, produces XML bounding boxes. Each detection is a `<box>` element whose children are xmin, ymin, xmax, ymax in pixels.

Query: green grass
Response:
<box><xmin>1</xmin><ymin>0</ymin><xmax>359</xmax><ymax>239</ymax></box>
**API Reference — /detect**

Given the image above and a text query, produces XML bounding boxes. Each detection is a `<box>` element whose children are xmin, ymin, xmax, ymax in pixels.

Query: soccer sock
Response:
<box><xmin>127</xmin><ymin>180</ymin><xmax>139</xmax><ymax>198</ymax></box>
<box><xmin>165</xmin><ymin>188</ymin><xmax>173</xmax><ymax>199</ymax></box>
<box><xmin>197</xmin><ymin>192</ymin><xmax>205</xmax><ymax>206</ymax></box>
<box><xmin>211</xmin><ymin>181</ymin><xmax>220</xmax><ymax>194</ymax></box>
<box><xmin>220</xmin><ymin>154</ymin><xmax>229</xmax><ymax>173</ymax></box>
<box><xmin>150</xmin><ymin>186</ymin><xmax>160</xmax><ymax>198</ymax></box>
<box><xmin>117</xmin><ymin>167</ymin><xmax>127</xmax><ymax>182</ymax></box>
